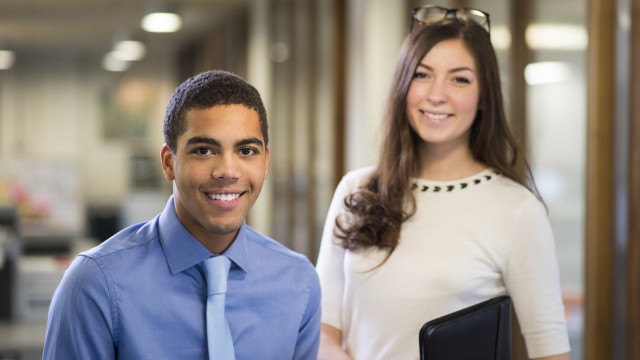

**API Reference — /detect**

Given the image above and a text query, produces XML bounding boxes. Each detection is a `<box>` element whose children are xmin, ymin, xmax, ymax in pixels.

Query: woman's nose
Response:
<box><xmin>426</xmin><ymin>81</ymin><xmax>448</xmax><ymax>105</ymax></box>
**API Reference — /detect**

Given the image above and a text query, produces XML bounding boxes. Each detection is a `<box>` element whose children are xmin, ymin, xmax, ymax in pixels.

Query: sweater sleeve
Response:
<box><xmin>503</xmin><ymin>195</ymin><xmax>571</xmax><ymax>358</ymax></box>
<box><xmin>315</xmin><ymin>175</ymin><xmax>349</xmax><ymax>329</ymax></box>
<box><xmin>315</xmin><ymin>169</ymin><xmax>370</xmax><ymax>330</ymax></box>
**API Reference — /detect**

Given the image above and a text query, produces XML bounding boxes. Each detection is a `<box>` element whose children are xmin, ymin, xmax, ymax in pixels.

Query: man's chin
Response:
<box><xmin>206</xmin><ymin>221</ymin><xmax>244</xmax><ymax>237</ymax></box>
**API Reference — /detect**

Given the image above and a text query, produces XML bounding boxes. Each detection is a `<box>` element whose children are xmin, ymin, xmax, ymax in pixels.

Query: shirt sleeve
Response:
<box><xmin>503</xmin><ymin>195</ymin><xmax>571</xmax><ymax>358</ymax></box>
<box><xmin>292</xmin><ymin>266</ymin><xmax>322</xmax><ymax>360</ymax></box>
<box><xmin>43</xmin><ymin>255</ymin><xmax>116</xmax><ymax>359</ymax></box>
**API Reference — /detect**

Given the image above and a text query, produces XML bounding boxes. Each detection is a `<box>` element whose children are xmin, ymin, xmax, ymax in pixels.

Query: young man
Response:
<box><xmin>43</xmin><ymin>70</ymin><xmax>321</xmax><ymax>359</ymax></box>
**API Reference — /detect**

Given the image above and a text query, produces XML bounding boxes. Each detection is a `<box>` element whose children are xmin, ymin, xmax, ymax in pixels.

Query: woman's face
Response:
<box><xmin>406</xmin><ymin>38</ymin><xmax>480</xmax><ymax>154</ymax></box>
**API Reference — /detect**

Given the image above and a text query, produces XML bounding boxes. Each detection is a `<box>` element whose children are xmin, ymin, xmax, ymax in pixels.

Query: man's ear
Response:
<box><xmin>264</xmin><ymin>145</ymin><xmax>270</xmax><ymax>179</ymax></box>
<box><xmin>160</xmin><ymin>144</ymin><xmax>175</xmax><ymax>181</ymax></box>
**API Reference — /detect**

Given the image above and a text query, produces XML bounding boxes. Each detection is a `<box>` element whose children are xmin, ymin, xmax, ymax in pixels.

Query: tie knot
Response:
<box><xmin>202</xmin><ymin>255</ymin><xmax>231</xmax><ymax>296</ymax></box>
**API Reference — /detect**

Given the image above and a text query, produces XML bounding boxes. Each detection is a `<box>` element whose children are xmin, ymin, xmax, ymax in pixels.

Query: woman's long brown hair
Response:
<box><xmin>334</xmin><ymin>21</ymin><xmax>540</xmax><ymax>257</ymax></box>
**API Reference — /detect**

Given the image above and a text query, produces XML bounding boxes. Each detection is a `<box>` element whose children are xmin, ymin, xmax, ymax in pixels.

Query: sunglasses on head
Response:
<box><xmin>410</xmin><ymin>5</ymin><xmax>491</xmax><ymax>33</ymax></box>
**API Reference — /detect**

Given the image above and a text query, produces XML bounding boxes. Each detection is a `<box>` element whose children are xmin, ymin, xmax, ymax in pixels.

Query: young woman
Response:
<box><xmin>316</xmin><ymin>6</ymin><xmax>570</xmax><ymax>360</ymax></box>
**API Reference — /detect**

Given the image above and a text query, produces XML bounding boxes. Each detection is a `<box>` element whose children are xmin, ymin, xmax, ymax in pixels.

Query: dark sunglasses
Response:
<box><xmin>410</xmin><ymin>5</ymin><xmax>491</xmax><ymax>33</ymax></box>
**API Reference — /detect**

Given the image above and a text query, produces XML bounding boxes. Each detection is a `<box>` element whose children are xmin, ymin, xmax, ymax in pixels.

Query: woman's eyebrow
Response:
<box><xmin>417</xmin><ymin>63</ymin><xmax>475</xmax><ymax>73</ymax></box>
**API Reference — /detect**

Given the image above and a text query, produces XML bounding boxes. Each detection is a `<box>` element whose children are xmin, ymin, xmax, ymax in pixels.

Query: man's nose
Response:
<box><xmin>211</xmin><ymin>153</ymin><xmax>241</xmax><ymax>180</ymax></box>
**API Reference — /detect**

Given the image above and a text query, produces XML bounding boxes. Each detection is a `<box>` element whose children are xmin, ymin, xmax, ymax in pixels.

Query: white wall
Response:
<box><xmin>344</xmin><ymin>0</ymin><xmax>405</xmax><ymax>172</ymax></box>
<box><xmin>246</xmin><ymin>0</ymin><xmax>273</xmax><ymax>236</ymax></box>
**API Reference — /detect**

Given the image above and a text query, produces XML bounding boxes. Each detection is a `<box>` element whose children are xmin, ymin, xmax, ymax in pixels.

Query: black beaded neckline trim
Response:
<box><xmin>411</xmin><ymin>170</ymin><xmax>501</xmax><ymax>193</ymax></box>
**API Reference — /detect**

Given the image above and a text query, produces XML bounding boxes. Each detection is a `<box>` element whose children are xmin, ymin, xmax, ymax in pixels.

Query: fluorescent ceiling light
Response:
<box><xmin>526</xmin><ymin>24</ymin><xmax>588</xmax><ymax>50</ymax></box>
<box><xmin>0</xmin><ymin>50</ymin><xmax>16</xmax><ymax>70</ymax></box>
<box><xmin>113</xmin><ymin>40</ymin><xmax>146</xmax><ymax>61</ymax></box>
<box><xmin>103</xmin><ymin>52</ymin><xmax>131</xmax><ymax>72</ymax></box>
<box><xmin>524</xmin><ymin>62</ymin><xmax>572</xmax><ymax>85</ymax></box>
<box><xmin>141</xmin><ymin>12</ymin><xmax>182</xmax><ymax>33</ymax></box>
<box><xmin>480</xmin><ymin>24</ymin><xmax>586</xmax><ymax>51</ymax></box>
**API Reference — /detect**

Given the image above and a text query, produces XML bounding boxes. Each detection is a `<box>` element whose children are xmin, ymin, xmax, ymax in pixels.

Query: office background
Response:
<box><xmin>0</xmin><ymin>0</ymin><xmax>637</xmax><ymax>359</ymax></box>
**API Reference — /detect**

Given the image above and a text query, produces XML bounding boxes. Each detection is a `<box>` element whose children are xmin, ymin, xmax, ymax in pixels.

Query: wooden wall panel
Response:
<box><xmin>175</xmin><ymin>0</ymin><xmax>346</xmax><ymax>262</ymax></box>
<box><xmin>627</xmin><ymin>1</ymin><xmax>640</xmax><ymax>358</ymax></box>
<box><xmin>585</xmin><ymin>0</ymin><xmax>616</xmax><ymax>358</ymax></box>
<box><xmin>177</xmin><ymin>10</ymin><xmax>249</xmax><ymax>81</ymax></box>
<box><xmin>508</xmin><ymin>1</ymin><xmax>531</xmax><ymax>358</ymax></box>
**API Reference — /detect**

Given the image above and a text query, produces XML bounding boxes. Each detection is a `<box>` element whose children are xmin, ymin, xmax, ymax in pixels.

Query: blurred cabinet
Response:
<box><xmin>0</xmin><ymin>207</ymin><xmax>19</xmax><ymax>321</ymax></box>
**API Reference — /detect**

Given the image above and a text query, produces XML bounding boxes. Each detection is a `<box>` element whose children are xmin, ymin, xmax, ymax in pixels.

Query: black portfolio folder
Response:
<box><xmin>419</xmin><ymin>295</ymin><xmax>512</xmax><ymax>360</ymax></box>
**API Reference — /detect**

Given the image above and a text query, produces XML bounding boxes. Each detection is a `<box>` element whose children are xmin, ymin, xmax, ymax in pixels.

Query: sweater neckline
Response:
<box><xmin>411</xmin><ymin>169</ymin><xmax>500</xmax><ymax>193</ymax></box>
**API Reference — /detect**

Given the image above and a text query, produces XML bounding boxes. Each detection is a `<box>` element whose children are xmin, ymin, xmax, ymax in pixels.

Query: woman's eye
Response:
<box><xmin>413</xmin><ymin>71</ymin><xmax>429</xmax><ymax>79</ymax></box>
<box><xmin>453</xmin><ymin>76</ymin><xmax>471</xmax><ymax>84</ymax></box>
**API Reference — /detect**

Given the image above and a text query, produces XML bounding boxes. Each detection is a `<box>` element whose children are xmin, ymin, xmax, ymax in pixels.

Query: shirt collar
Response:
<box><xmin>158</xmin><ymin>196</ymin><xmax>251</xmax><ymax>275</ymax></box>
<box><xmin>222</xmin><ymin>223</ymin><xmax>251</xmax><ymax>273</ymax></box>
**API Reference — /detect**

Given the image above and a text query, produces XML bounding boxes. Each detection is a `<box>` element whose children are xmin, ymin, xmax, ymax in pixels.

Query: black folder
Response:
<box><xmin>419</xmin><ymin>295</ymin><xmax>512</xmax><ymax>360</ymax></box>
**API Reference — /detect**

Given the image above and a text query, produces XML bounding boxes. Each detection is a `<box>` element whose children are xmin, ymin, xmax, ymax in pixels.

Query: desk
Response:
<box><xmin>0</xmin><ymin>321</ymin><xmax>45</xmax><ymax>359</ymax></box>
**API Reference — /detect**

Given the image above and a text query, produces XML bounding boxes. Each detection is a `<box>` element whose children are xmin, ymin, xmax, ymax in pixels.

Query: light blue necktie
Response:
<box><xmin>202</xmin><ymin>255</ymin><xmax>235</xmax><ymax>360</ymax></box>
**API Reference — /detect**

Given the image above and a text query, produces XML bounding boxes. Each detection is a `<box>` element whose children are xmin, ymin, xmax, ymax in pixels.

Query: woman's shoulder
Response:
<box><xmin>329</xmin><ymin>165</ymin><xmax>377</xmax><ymax>200</ymax></box>
<box><xmin>492</xmin><ymin>172</ymin><xmax>538</xmax><ymax>198</ymax></box>
<box><xmin>489</xmin><ymin>173</ymin><xmax>546</xmax><ymax>214</ymax></box>
<box><xmin>340</xmin><ymin>165</ymin><xmax>377</xmax><ymax>187</ymax></box>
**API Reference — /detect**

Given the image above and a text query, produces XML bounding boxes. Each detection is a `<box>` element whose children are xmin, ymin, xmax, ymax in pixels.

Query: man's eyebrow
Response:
<box><xmin>236</xmin><ymin>137</ymin><xmax>264</xmax><ymax>148</ymax></box>
<box><xmin>185</xmin><ymin>136</ymin><xmax>264</xmax><ymax>148</ymax></box>
<box><xmin>185</xmin><ymin>136</ymin><xmax>220</xmax><ymax>147</ymax></box>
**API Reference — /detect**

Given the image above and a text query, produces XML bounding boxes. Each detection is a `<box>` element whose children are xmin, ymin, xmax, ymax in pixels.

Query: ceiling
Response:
<box><xmin>0</xmin><ymin>0</ymin><xmax>248</xmax><ymax>61</ymax></box>
<box><xmin>0</xmin><ymin>0</ymin><xmax>587</xmax><ymax>71</ymax></box>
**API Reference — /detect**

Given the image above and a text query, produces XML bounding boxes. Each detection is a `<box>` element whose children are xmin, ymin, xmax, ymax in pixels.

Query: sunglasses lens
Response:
<box><xmin>412</xmin><ymin>6</ymin><xmax>490</xmax><ymax>33</ymax></box>
<box><xmin>413</xmin><ymin>6</ymin><xmax>448</xmax><ymax>25</ymax></box>
<box><xmin>458</xmin><ymin>9</ymin><xmax>489</xmax><ymax>30</ymax></box>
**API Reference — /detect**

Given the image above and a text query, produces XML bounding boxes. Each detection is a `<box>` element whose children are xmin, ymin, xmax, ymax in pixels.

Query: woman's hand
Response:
<box><xmin>317</xmin><ymin>323</ymin><xmax>352</xmax><ymax>360</ymax></box>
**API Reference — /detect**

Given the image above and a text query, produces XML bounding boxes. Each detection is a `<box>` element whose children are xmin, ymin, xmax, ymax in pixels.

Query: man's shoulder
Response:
<box><xmin>242</xmin><ymin>225</ymin><xmax>321</xmax><ymax>302</ymax></box>
<box><xmin>243</xmin><ymin>225</ymin><xmax>313</xmax><ymax>268</ymax></box>
<box><xmin>81</xmin><ymin>217</ymin><xmax>159</xmax><ymax>261</ymax></box>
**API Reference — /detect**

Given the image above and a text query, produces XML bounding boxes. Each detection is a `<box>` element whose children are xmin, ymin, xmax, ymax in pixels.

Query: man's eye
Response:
<box><xmin>240</xmin><ymin>147</ymin><xmax>257</xmax><ymax>156</ymax></box>
<box><xmin>195</xmin><ymin>148</ymin><xmax>212</xmax><ymax>155</ymax></box>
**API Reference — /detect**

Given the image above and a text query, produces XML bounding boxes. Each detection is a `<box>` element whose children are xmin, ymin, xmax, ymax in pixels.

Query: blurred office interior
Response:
<box><xmin>0</xmin><ymin>0</ymin><xmax>637</xmax><ymax>359</ymax></box>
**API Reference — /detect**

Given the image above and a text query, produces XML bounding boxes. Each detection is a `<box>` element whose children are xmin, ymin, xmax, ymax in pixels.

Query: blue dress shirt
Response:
<box><xmin>43</xmin><ymin>197</ymin><xmax>321</xmax><ymax>360</ymax></box>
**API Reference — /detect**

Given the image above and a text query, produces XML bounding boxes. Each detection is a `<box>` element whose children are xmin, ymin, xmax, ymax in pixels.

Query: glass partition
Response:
<box><xmin>525</xmin><ymin>0</ymin><xmax>587</xmax><ymax>358</ymax></box>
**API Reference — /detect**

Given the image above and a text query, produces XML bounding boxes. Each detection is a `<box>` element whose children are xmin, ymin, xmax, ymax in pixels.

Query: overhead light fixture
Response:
<box><xmin>102</xmin><ymin>52</ymin><xmax>131</xmax><ymax>72</ymax></box>
<box><xmin>524</xmin><ymin>62</ymin><xmax>572</xmax><ymax>85</ymax></box>
<box><xmin>141</xmin><ymin>2</ymin><xmax>182</xmax><ymax>33</ymax></box>
<box><xmin>0</xmin><ymin>50</ymin><xmax>15</xmax><ymax>70</ymax></box>
<box><xmin>101</xmin><ymin>33</ymin><xmax>146</xmax><ymax>72</ymax></box>
<box><xmin>526</xmin><ymin>24</ymin><xmax>588</xmax><ymax>51</ymax></box>
<box><xmin>112</xmin><ymin>40</ymin><xmax>146</xmax><ymax>61</ymax></box>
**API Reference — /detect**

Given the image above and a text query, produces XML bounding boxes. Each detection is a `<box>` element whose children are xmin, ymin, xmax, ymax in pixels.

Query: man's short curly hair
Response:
<box><xmin>163</xmin><ymin>70</ymin><xmax>268</xmax><ymax>152</ymax></box>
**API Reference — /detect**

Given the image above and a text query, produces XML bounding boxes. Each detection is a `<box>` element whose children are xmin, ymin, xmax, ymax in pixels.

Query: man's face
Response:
<box><xmin>161</xmin><ymin>104</ymin><xmax>269</xmax><ymax>252</ymax></box>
